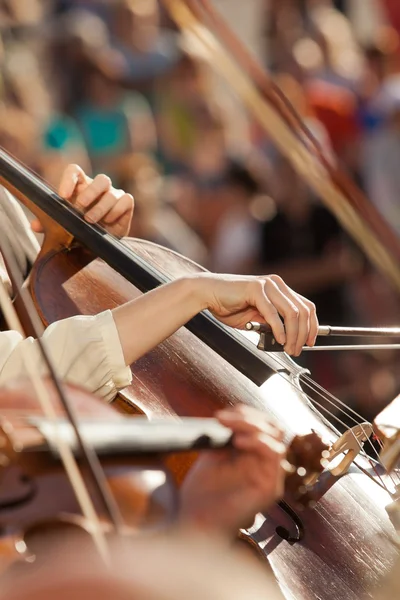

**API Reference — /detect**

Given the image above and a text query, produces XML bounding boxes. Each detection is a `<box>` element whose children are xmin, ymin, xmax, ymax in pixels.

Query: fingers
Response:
<box><xmin>234</xmin><ymin>431</ymin><xmax>286</xmax><ymax>458</ymax></box>
<box><xmin>269</xmin><ymin>275</ymin><xmax>311</xmax><ymax>355</ymax></box>
<box><xmin>248</xmin><ymin>280</ymin><xmax>287</xmax><ymax>345</ymax></box>
<box><xmin>58</xmin><ymin>164</ymin><xmax>88</xmax><ymax>199</ymax></box>
<box><xmin>216</xmin><ymin>405</ymin><xmax>283</xmax><ymax>441</ymax></box>
<box><xmin>249</xmin><ymin>278</ymin><xmax>299</xmax><ymax>351</ymax></box>
<box><xmin>250</xmin><ymin>275</ymin><xmax>318</xmax><ymax>355</ymax></box>
<box><xmin>57</xmin><ymin>166</ymin><xmax>134</xmax><ymax>237</ymax></box>
<box><xmin>101</xmin><ymin>192</ymin><xmax>134</xmax><ymax>225</ymax></box>
<box><xmin>84</xmin><ymin>190</ymin><xmax>134</xmax><ymax>239</ymax></box>
<box><xmin>84</xmin><ymin>189</ymin><xmax>123</xmax><ymax>223</ymax></box>
<box><xmin>299</xmin><ymin>294</ymin><xmax>319</xmax><ymax>347</ymax></box>
<box><xmin>31</xmin><ymin>219</ymin><xmax>43</xmax><ymax>233</ymax></box>
<box><xmin>234</xmin><ymin>431</ymin><xmax>285</xmax><ymax>495</ymax></box>
<box><xmin>74</xmin><ymin>173</ymin><xmax>112</xmax><ymax>211</ymax></box>
<box><xmin>216</xmin><ymin>404</ymin><xmax>286</xmax><ymax>459</ymax></box>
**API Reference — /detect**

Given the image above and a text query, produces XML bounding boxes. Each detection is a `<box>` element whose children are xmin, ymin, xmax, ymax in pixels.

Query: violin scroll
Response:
<box><xmin>284</xmin><ymin>432</ymin><xmax>330</xmax><ymax>507</ymax></box>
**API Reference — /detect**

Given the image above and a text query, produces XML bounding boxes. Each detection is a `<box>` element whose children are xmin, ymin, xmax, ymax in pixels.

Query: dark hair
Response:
<box><xmin>364</xmin><ymin>44</ymin><xmax>386</xmax><ymax>62</ymax></box>
<box><xmin>225</xmin><ymin>160</ymin><xmax>260</xmax><ymax>196</ymax></box>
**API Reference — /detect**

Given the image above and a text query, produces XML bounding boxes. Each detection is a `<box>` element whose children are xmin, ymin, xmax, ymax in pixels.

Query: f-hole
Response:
<box><xmin>275</xmin><ymin>500</ymin><xmax>305</xmax><ymax>544</ymax></box>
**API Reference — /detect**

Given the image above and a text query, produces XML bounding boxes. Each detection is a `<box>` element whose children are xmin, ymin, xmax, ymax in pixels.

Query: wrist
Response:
<box><xmin>180</xmin><ymin>273</ymin><xmax>212</xmax><ymax>312</ymax></box>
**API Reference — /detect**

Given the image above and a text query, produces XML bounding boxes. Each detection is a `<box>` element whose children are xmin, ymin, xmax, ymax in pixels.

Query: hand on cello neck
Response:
<box><xmin>30</xmin><ymin>164</ymin><xmax>134</xmax><ymax>239</ymax></box>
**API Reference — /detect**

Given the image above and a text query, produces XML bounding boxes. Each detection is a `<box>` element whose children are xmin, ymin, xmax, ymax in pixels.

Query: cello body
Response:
<box><xmin>27</xmin><ymin>236</ymin><xmax>399</xmax><ymax>600</ymax></box>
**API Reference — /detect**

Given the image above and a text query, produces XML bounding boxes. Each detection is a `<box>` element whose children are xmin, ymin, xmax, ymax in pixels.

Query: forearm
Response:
<box><xmin>111</xmin><ymin>276</ymin><xmax>206</xmax><ymax>366</ymax></box>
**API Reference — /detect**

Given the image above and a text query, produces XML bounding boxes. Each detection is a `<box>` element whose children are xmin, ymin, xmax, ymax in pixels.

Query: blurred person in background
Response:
<box><xmin>363</xmin><ymin>76</ymin><xmax>400</xmax><ymax>238</ymax></box>
<box><xmin>257</xmin><ymin>154</ymin><xmax>365</xmax><ymax>400</ymax></box>
<box><xmin>109</xmin><ymin>0</ymin><xmax>180</xmax><ymax>85</ymax></box>
<box><xmin>155</xmin><ymin>50</ymin><xmax>247</xmax><ymax>175</ymax></box>
<box><xmin>158</xmin><ymin>86</ymin><xmax>251</xmax><ymax>262</ymax></box>
<box><xmin>155</xmin><ymin>53</ymin><xmax>215</xmax><ymax>174</ymax></box>
<box><xmin>258</xmin><ymin>156</ymin><xmax>361</xmax><ymax>327</ymax></box>
<box><xmin>0</xmin><ymin>0</ymin><xmax>45</xmax><ymax>27</ymax></box>
<box><xmin>359</xmin><ymin>72</ymin><xmax>400</xmax><ymax>331</ymax></box>
<box><xmin>207</xmin><ymin>160</ymin><xmax>265</xmax><ymax>274</ymax></box>
<box><xmin>40</xmin><ymin>4</ymin><xmax>164</xmax><ymax>194</ymax></box>
<box><xmin>72</xmin><ymin>58</ymin><xmax>156</xmax><ymax>183</ymax></box>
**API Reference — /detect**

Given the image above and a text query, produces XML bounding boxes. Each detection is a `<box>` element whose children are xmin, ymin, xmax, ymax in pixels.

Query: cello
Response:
<box><xmin>0</xmin><ymin>148</ymin><xmax>399</xmax><ymax>599</ymax></box>
<box><xmin>0</xmin><ymin>233</ymin><xmax>328</xmax><ymax>582</ymax></box>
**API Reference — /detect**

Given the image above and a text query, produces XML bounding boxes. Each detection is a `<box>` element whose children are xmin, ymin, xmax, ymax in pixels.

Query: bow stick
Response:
<box><xmin>162</xmin><ymin>0</ymin><xmax>400</xmax><ymax>292</ymax></box>
<box><xmin>246</xmin><ymin>322</ymin><xmax>400</xmax><ymax>352</ymax></box>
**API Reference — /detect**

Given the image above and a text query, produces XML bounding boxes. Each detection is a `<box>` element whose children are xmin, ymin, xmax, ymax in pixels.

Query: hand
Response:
<box><xmin>179</xmin><ymin>404</ymin><xmax>286</xmax><ymax>536</ymax></box>
<box><xmin>112</xmin><ymin>272</ymin><xmax>319</xmax><ymax>367</ymax></box>
<box><xmin>31</xmin><ymin>164</ymin><xmax>134</xmax><ymax>238</ymax></box>
<box><xmin>198</xmin><ymin>273</ymin><xmax>318</xmax><ymax>355</ymax></box>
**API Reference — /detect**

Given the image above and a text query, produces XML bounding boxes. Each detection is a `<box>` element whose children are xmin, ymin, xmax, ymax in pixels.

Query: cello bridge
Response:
<box><xmin>306</xmin><ymin>422</ymin><xmax>373</xmax><ymax>486</ymax></box>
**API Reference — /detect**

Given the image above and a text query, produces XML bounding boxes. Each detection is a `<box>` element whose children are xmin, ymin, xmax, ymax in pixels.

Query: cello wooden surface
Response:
<box><xmin>27</xmin><ymin>237</ymin><xmax>399</xmax><ymax>600</ymax></box>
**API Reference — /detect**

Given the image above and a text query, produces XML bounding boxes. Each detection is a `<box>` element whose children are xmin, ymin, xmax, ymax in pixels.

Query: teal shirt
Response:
<box><xmin>43</xmin><ymin>114</ymin><xmax>85</xmax><ymax>151</ymax></box>
<box><xmin>75</xmin><ymin>94</ymin><xmax>151</xmax><ymax>158</ymax></box>
<box><xmin>76</xmin><ymin>104</ymin><xmax>129</xmax><ymax>157</ymax></box>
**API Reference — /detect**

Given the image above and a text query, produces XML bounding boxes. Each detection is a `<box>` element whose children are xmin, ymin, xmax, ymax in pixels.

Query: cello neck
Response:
<box><xmin>0</xmin><ymin>147</ymin><xmax>276</xmax><ymax>386</ymax></box>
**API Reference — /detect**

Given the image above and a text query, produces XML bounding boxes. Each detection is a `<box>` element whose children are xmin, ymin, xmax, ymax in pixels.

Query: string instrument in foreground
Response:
<box><xmin>0</xmin><ymin>378</ymin><xmax>329</xmax><ymax>576</ymax></box>
<box><xmin>0</xmin><ymin>149</ymin><xmax>399</xmax><ymax>600</ymax></box>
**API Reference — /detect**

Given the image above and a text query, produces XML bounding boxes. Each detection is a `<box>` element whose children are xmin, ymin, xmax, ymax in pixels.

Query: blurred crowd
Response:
<box><xmin>1</xmin><ymin>0</ymin><xmax>400</xmax><ymax>426</ymax></box>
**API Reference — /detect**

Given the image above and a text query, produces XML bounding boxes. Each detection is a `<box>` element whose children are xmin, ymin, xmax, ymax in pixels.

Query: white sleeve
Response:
<box><xmin>0</xmin><ymin>187</ymin><xmax>40</xmax><ymax>272</ymax></box>
<box><xmin>0</xmin><ymin>310</ymin><xmax>132</xmax><ymax>402</ymax></box>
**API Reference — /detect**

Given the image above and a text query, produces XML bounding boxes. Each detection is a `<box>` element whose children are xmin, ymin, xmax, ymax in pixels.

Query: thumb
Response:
<box><xmin>58</xmin><ymin>164</ymin><xmax>85</xmax><ymax>199</ymax></box>
<box><xmin>31</xmin><ymin>219</ymin><xmax>43</xmax><ymax>233</ymax></box>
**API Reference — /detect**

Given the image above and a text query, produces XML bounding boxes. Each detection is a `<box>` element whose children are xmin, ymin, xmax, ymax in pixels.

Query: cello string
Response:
<box><xmin>262</xmin><ymin>349</ymin><xmax>373</xmax><ymax>429</ymax></box>
<box><xmin>0</xmin><ymin>280</ymin><xmax>111</xmax><ymax>562</ymax></box>
<box><xmin>269</xmin><ymin>352</ymin><xmax>400</xmax><ymax>490</ymax></box>
<box><xmin>240</xmin><ymin>331</ymin><xmax>390</xmax><ymax>463</ymax></box>
<box><xmin>300</xmin><ymin>368</ymin><xmax>393</xmax><ymax>465</ymax></box>
<box><xmin>267</xmin><ymin>349</ymin><xmax>380</xmax><ymax>444</ymax></box>
<box><xmin>271</xmin><ymin>351</ymin><xmax>391</xmax><ymax>460</ymax></box>
<box><xmin>300</xmin><ymin>371</ymin><xmax>392</xmax><ymax>461</ymax></box>
<box><xmin>257</xmin><ymin>348</ymin><xmax>396</xmax><ymax>491</ymax></box>
<box><xmin>302</xmin><ymin>371</ymin><xmax>385</xmax><ymax>427</ymax></box>
<box><xmin>298</xmin><ymin>377</ymin><xmax>400</xmax><ymax>489</ymax></box>
<box><xmin>255</xmin><ymin>358</ymin><xmax>394</xmax><ymax>493</ymax></box>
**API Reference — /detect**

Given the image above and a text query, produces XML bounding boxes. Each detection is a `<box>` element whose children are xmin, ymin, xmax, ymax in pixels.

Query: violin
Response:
<box><xmin>0</xmin><ymin>379</ymin><xmax>176</xmax><ymax>574</ymax></box>
<box><xmin>0</xmin><ymin>376</ymin><xmax>329</xmax><ymax>577</ymax></box>
<box><xmin>0</xmin><ymin>149</ymin><xmax>399</xmax><ymax>600</ymax></box>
